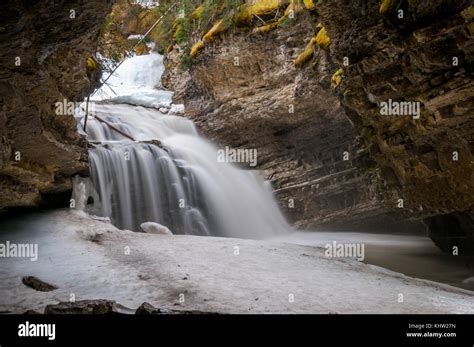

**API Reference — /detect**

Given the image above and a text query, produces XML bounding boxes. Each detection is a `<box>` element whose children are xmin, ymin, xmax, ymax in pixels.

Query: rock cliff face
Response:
<box><xmin>0</xmin><ymin>0</ymin><xmax>112</xmax><ymax>210</ymax></box>
<box><xmin>162</xmin><ymin>1</ymin><xmax>473</xmax><ymax>251</ymax></box>
<box><xmin>318</xmin><ymin>0</ymin><xmax>474</xmax><ymax>252</ymax></box>
<box><xmin>162</xmin><ymin>9</ymin><xmax>419</xmax><ymax>232</ymax></box>
<box><xmin>163</xmin><ymin>12</ymin><xmax>392</xmax><ymax>231</ymax></box>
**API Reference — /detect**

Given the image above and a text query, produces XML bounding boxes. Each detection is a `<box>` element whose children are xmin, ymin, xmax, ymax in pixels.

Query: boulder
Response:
<box><xmin>22</xmin><ymin>276</ymin><xmax>58</xmax><ymax>292</ymax></box>
<box><xmin>135</xmin><ymin>302</ymin><xmax>217</xmax><ymax>315</ymax></box>
<box><xmin>140</xmin><ymin>222</ymin><xmax>173</xmax><ymax>235</ymax></box>
<box><xmin>44</xmin><ymin>300</ymin><xmax>119</xmax><ymax>314</ymax></box>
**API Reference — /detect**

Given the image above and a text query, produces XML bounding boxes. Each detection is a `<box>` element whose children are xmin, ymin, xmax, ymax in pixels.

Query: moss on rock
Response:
<box><xmin>315</xmin><ymin>26</ymin><xmax>330</xmax><ymax>49</ymax></box>
<box><xmin>303</xmin><ymin>0</ymin><xmax>316</xmax><ymax>11</ymax></box>
<box><xmin>192</xmin><ymin>4</ymin><xmax>205</xmax><ymax>20</ymax></box>
<box><xmin>284</xmin><ymin>0</ymin><xmax>305</xmax><ymax>17</ymax></box>
<box><xmin>253</xmin><ymin>21</ymin><xmax>279</xmax><ymax>33</ymax></box>
<box><xmin>461</xmin><ymin>5</ymin><xmax>474</xmax><ymax>20</ymax></box>
<box><xmin>379</xmin><ymin>0</ymin><xmax>395</xmax><ymax>14</ymax></box>
<box><xmin>191</xmin><ymin>18</ymin><xmax>230</xmax><ymax>59</ymax></box>
<box><xmin>86</xmin><ymin>56</ymin><xmax>97</xmax><ymax>71</ymax></box>
<box><xmin>202</xmin><ymin>19</ymin><xmax>228</xmax><ymax>41</ymax></box>
<box><xmin>234</xmin><ymin>0</ymin><xmax>284</xmax><ymax>26</ymax></box>
<box><xmin>331</xmin><ymin>68</ymin><xmax>343</xmax><ymax>89</ymax></box>
<box><xmin>191</xmin><ymin>40</ymin><xmax>205</xmax><ymax>58</ymax></box>
<box><xmin>294</xmin><ymin>36</ymin><xmax>318</xmax><ymax>67</ymax></box>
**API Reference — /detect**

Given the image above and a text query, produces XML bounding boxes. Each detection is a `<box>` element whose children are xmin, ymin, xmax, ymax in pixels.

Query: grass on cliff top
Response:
<box><xmin>98</xmin><ymin>0</ymin><xmax>321</xmax><ymax>69</ymax></box>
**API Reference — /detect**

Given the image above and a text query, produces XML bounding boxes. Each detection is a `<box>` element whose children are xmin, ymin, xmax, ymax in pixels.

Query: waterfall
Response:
<box><xmin>75</xmin><ymin>52</ymin><xmax>289</xmax><ymax>239</ymax></box>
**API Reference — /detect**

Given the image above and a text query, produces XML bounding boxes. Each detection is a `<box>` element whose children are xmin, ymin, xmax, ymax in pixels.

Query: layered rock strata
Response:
<box><xmin>0</xmin><ymin>0</ymin><xmax>112</xmax><ymax>210</ymax></box>
<box><xmin>162</xmin><ymin>1</ymin><xmax>473</xmax><ymax>251</ymax></box>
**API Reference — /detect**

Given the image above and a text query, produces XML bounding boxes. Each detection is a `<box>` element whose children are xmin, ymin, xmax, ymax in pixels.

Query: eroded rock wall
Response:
<box><xmin>0</xmin><ymin>0</ymin><xmax>112</xmax><ymax>210</ymax></box>
<box><xmin>163</xmin><ymin>11</ymin><xmax>413</xmax><ymax>232</ymax></box>
<box><xmin>317</xmin><ymin>0</ymin><xmax>474</xmax><ymax>252</ymax></box>
<box><xmin>163</xmin><ymin>1</ymin><xmax>473</xmax><ymax>249</ymax></box>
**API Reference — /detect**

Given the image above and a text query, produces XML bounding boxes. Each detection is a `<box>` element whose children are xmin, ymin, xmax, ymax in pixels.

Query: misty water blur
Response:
<box><xmin>76</xmin><ymin>52</ymin><xmax>290</xmax><ymax>238</ymax></box>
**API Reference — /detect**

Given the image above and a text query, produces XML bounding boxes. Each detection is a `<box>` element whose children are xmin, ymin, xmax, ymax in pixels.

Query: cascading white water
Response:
<box><xmin>76</xmin><ymin>52</ymin><xmax>290</xmax><ymax>238</ymax></box>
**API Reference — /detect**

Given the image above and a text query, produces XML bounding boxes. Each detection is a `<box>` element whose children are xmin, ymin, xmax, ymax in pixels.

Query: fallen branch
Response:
<box><xmin>93</xmin><ymin>114</ymin><xmax>136</xmax><ymax>141</ymax></box>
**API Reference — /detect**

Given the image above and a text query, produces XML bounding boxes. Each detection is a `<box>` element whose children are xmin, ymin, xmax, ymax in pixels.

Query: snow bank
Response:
<box><xmin>0</xmin><ymin>210</ymin><xmax>473</xmax><ymax>314</ymax></box>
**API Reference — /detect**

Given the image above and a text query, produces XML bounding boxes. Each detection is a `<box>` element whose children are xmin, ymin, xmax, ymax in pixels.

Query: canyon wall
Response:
<box><xmin>318</xmin><ymin>0</ymin><xmax>474</xmax><ymax>252</ymax></box>
<box><xmin>162</xmin><ymin>10</ymin><xmax>416</xmax><ymax>232</ymax></box>
<box><xmin>0</xmin><ymin>0</ymin><xmax>112</xmax><ymax>210</ymax></box>
<box><xmin>162</xmin><ymin>1</ymin><xmax>474</xmax><ymax>251</ymax></box>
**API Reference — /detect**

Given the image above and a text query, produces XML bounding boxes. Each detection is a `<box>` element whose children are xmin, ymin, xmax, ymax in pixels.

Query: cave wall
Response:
<box><xmin>0</xmin><ymin>0</ymin><xmax>113</xmax><ymax>210</ymax></box>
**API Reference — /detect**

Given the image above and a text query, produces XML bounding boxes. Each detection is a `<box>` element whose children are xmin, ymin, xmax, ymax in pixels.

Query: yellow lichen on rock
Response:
<box><xmin>461</xmin><ymin>5</ymin><xmax>474</xmax><ymax>20</ymax></box>
<box><xmin>202</xmin><ymin>19</ymin><xmax>227</xmax><ymax>41</ymax></box>
<box><xmin>243</xmin><ymin>0</ymin><xmax>310</xmax><ymax>34</ymax></box>
<box><xmin>253</xmin><ymin>1</ymin><xmax>300</xmax><ymax>35</ymax></box>
<box><xmin>468</xmin><ymin>22</ymin><xmax>474</xmax><ymax>36</ymax></box>
<box><xmin>460</xmin><ymin>6</ymin><xmax>474</xmax><ymax>35</ymax></box>
<box><xmin>379</xmin><ymin>0</ymin><xmax>393</xmax><ymax>14</ymax></box>
<box><xmin>192</xmin><ymin>19</ymin><xmax>229</xmax><ymax>59</ymax></box>
<box><xmin>315</xmin><ymin>26</ymin><xmax>330</xmax><ymax>49</ymax></box>
<box><xmin>284</xmin><ymin>0</ymin><xmax>304</xmax><ymax>17</ymax></box>
<box><xmin>172</xmin><ymin>18</ymin><xmax>185</xmax><ymax>42</ymax></box>
<box><xmin>331</xmin><ymin>68</ymin><xmax>343</xmax><ymax>89</ymax></box>
<box><xmin>303</xmin><ymin>0</ymin><xmax>316</xmax><ymax>11</ymax></box>
<box><xmin>191</xmin><ymin>40</ymin><xmax>205</xmax><ymax>58</ymax></box>
<box><xmin>86</xmin><ymin>56</ymin><xmax>96</xmax><ymax>70</ymax></box>
<box><xmin>192</xmin><ymin>4</ymin><xmax>205</xmax><ymax>20</ymax></box>
<box><xmin>234</xmin><ymin>0</ymin><xmax>283</xmax><ymax>26</ymax></box>
<box><xmin>294</xmin><ymin>36</ymin><xmax>317</xmax><ymax>67</ymax></box>
<box><xmin>171</xmin><ymin>17</ymin><xmax>181</xmax><ymax>34</ymax></box>
<box><xmin>252</xmin><ymin>21</ymin><xmax>279</xmax><ymax>34</ymax></box>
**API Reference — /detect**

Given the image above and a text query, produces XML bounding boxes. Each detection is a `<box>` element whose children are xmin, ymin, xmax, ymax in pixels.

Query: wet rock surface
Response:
<box><xmin>22</xmin><ymin>276</ymin><xmax>58</xmax><ymax>292</ymax></box>
<box><xmin>0</xmin><ymin>0</ymin><xmax>112</xmax><ymax>211</ymax></box>
<box><xmin>318</xmin><ymin>0</ymin><xmax>474</xmax><ymax>252</ymax></box>
<box><xmin>36</xmin><ymin>300</ymin><xmax>217</xmax><ymax>314</ymax></box>
<box><xmin>44</xmin><ymin>300</ymin><xmax>119</xmax><ymax>315</ymax></box>
<box><xmin>162</xmin><ymin>1</ymin><xmax>473</xmax><ymax>250</ymax></box>
<box><xmin>162</xmin><ymin>12</ymin><xmax>401</xmax><ymax>232</ymax></box>
<box><xmin>135</xmin><ymin>302</ymin><xmax>216</xmax><ymax>315</ymax></box>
